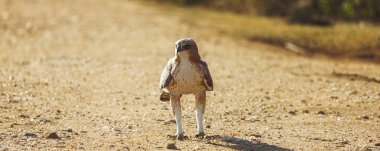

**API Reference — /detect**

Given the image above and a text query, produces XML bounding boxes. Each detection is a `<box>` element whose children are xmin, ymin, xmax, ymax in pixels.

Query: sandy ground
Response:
<box><xmin>1</xmin><ymin>0</ymin><xmax>380</xmax><ymax>150</ymax></box>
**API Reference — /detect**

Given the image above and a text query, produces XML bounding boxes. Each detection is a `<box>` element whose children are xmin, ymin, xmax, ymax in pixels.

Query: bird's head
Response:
<box><xmin>174</xmin><ymin>38</ymin><xmax>201</xmax><ymax>62</ymax></box>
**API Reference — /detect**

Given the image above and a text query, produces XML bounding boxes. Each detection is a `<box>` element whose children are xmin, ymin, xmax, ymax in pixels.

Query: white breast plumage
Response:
<box><xmin>172</xmin><ymin>57</ymin><xmax>205</xmax><ymax>94</ymax></box>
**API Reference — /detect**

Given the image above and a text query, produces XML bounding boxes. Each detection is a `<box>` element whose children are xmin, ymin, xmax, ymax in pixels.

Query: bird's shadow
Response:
<box><xmin>203</xmin><ymin>135</ymin><xmax>292</xmax><ymax>151</ymax></box>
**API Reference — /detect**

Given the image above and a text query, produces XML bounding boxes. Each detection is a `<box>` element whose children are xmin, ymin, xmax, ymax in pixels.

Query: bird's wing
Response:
<box><xmin>160</xmin><ymin>58</ymin><xmax>174</xmax><ymax>91</ymax></box>
<box><xmin>200</xmin><ymin>60</ymin><xmax>213</xmax><ymax>91</ymax></box>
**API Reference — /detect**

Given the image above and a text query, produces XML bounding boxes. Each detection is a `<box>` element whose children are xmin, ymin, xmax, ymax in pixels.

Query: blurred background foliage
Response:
<box><xmin>155</xmin><ymin>0</ymin><xmax>380</xmax><ymax>25</ymax></box>
<box><xmin>147</xmin><ymin>0</ymin><xmax>380</xmax><ymax>62</ymax></box>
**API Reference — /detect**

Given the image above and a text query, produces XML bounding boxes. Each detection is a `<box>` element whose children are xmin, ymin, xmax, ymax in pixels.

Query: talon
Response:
<box><xmin>177</xmin><ymin>134</ymin><xmax>185</xmax><ymax>141</ymax></box>
<box><xmin>195</xmin><ymin>132</ymin><xmax>205</xmax><ymax>139</ymax></box>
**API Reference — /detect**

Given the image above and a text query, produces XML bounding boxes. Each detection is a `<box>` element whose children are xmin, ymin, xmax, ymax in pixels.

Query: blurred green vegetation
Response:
<box><xmin>144</xmin><ymin>0</ymin><xmax>380</xmax><ymax>62</ymax></box>
<box><xmin>155</xmin><ymin>0</ymin><xmax>380</xmax><ymax>25</ymax></box>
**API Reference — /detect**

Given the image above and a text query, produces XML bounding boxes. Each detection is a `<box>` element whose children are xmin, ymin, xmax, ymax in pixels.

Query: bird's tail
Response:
<box><xmin>160</xmin><ymin>92</ymin><xmax>170</xmax><ymax>102</ymax></box>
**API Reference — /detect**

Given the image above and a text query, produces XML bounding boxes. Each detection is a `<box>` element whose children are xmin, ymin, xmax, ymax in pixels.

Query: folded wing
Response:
<box><xmin>160</xmin><ymin>58</ymin><xmax>174</xmax><ymax>91</ymax></box>
<box><xmin>200</xmin><ymin>60</ymin><xmax>213</xmax><ymax>91</ymax></box>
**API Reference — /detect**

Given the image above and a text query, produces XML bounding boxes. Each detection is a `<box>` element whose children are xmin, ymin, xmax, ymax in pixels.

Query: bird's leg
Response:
<box><xmin>195</xmin><ymin>91</ymin><xmax>206</xmax><ymax>139</ymax></box>
<box><xmin>170</xmin><ymin>93</ymin><xmax>184</xmax><ymax>140</ymax></box>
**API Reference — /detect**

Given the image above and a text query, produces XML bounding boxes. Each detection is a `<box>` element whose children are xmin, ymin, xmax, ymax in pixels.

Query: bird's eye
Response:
<box><xmin>183</xmin><ymin>45</ymin><xmax>191</xmax><ymax>49</ymax></box>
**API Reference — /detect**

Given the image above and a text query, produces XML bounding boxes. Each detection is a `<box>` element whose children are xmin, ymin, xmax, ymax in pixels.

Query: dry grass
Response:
<box><xmin>142</xmin><ymin>1</ymin><xmax>380</xmax><ymax>61</ymax></box>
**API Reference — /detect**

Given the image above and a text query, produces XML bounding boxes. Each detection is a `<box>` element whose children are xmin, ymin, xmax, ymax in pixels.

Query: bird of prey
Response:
<box><xmin>159</xmin><ymin>38</ymin><xmax>213</xmax><ymax>140</ymax></box>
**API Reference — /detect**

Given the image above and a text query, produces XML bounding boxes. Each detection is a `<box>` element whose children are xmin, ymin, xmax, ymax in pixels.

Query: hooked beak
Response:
<box><xmin>176</xmin><ymin>44</ymin><xmax>192</xmax><ymax>53</ymax></box>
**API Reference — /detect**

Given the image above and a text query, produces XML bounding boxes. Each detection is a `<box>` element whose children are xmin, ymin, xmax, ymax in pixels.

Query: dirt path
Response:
<box><xmin>1</xmin><ymin>0</ymin><xmax>380</xmax><ymax>150</ymax></box>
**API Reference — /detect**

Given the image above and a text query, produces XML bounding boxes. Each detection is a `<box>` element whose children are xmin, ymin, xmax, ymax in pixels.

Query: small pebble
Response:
<box><xmin>338</xmin><ymin>140</ymin><xmax>349</xmax><ymax>145</ymax></box>
<box><xmin>361</xmin><ymin>115</ymin><xmax>369</xmax><ymax>120</ymax></box>
<box><xmin>24</xmin><ymin>133</ymin><xmax>37</xmax><ymax>138</ymax></box>
<box><xmin>317</xmin><ymin>111</ymin><xmax>326</xmax><ymax>115</ymax></box>
<box><xmin>47</xmin><ymin>132</ymin><xmax>60</xmax><ymax>139</ymax></box>
<box><xmin>19</xmin><ymin>115</ymin><xmax>29</xmax><ymax>118</ymax></box>
<box><xmin>348</xmin><ymin>90</ymin><xmax>358</xmax><ymax>95</ymax></box>
<box><xmin>166</xmin><ymin>143</ymin><xmax>178</xmax><ymax>150</ymax></box>
<box><xmin>251</xmin><ymin>134</ymin><xmax>262</xmax><ymax>138</ymax></box>
<box><xmin>288</xmin><ymin>111</ymin><xmax>297</xmax><ymax>115</ymax></box>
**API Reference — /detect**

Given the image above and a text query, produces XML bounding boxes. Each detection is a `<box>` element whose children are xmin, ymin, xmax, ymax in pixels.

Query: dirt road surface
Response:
<box><xmin>1</xmin><ymin>0</ymin><xmax>380</xmax><ymax>150</ymax></box>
